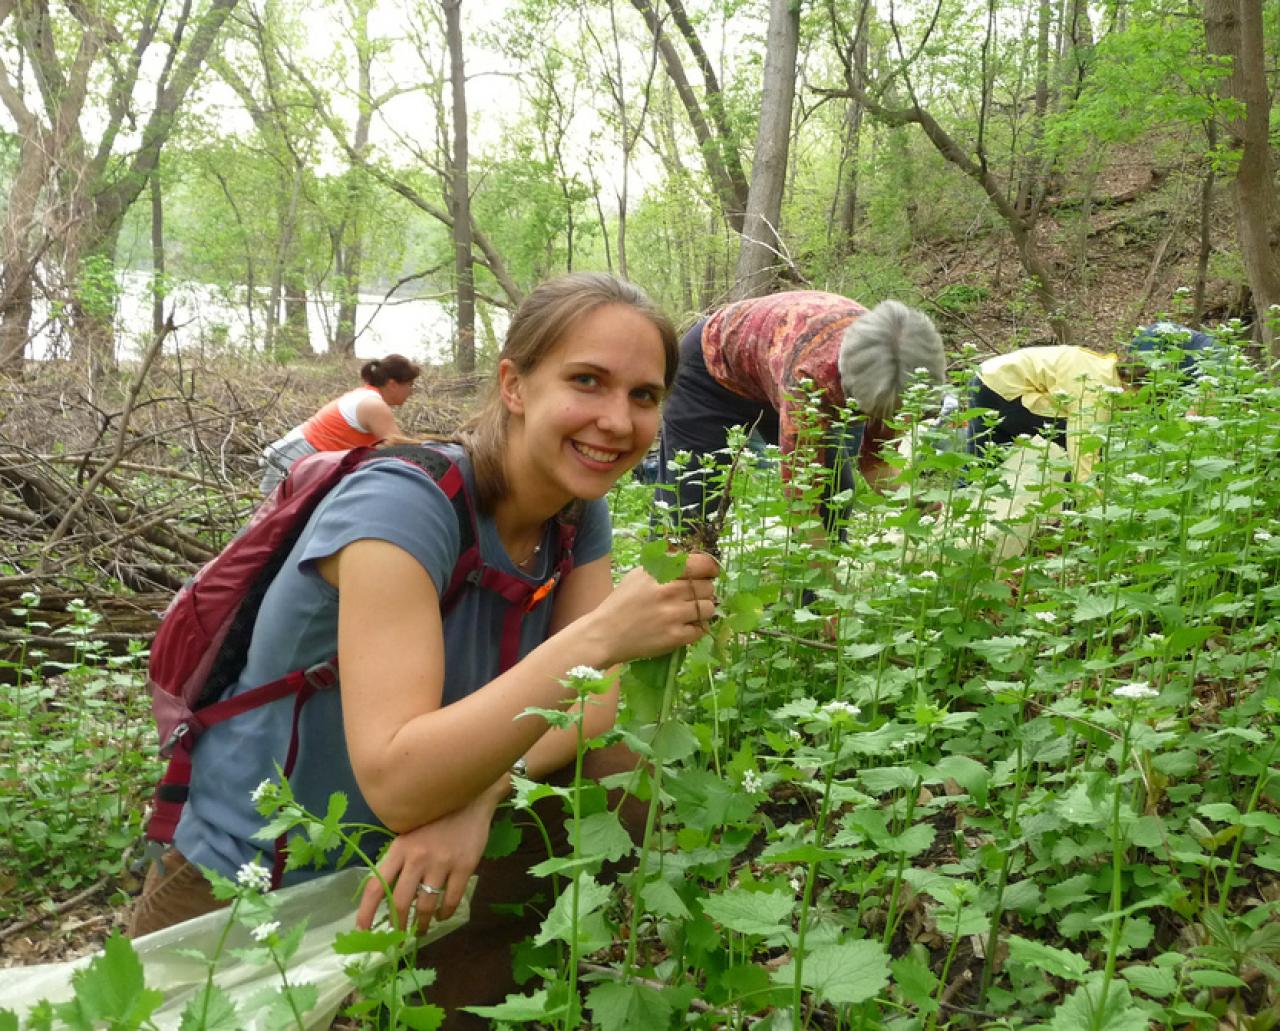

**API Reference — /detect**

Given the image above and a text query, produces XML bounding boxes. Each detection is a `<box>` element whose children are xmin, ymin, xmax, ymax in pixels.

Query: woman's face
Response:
<box><xmin>381</xmin><ymin>378</ymin><xmax>415</xmax><ymax>406</ymax></box>
<box><xmin>501</xmin><ymin>303</ymin><xmax>667</xmax><ymax>505</ymax></box>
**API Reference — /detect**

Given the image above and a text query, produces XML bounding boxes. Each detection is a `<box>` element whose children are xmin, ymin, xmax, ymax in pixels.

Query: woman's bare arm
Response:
<box><xmin>327</xmin><ymin>540</ymin><xmax>716</xmax><ymax>832</ymax></box>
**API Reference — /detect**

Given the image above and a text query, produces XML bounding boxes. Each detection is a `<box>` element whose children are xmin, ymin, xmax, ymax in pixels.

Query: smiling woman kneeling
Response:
<box><xmin>129</xmin><ymin>273</ymin><xmax>720</xmax><ymax>1023</ymax></box>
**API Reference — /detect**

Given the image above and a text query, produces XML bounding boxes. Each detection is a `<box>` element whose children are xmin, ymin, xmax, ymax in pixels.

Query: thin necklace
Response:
<box><xmin>515</xmin><ymin>537</ymin><xmax>542</xmax><ymax>570</ymax></box>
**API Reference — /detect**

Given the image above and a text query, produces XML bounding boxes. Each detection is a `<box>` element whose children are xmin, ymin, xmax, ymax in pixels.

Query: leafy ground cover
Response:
<box><xmin>2</xmin><ymin>336</ymin><xmax>1278</xmax><ymax>1028</ymax></box>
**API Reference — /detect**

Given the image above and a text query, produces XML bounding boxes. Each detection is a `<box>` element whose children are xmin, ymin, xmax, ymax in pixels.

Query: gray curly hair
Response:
<box><xmin>837</xmin><ymin>300</ymin><xmax>946</xmax><ymax>420</ymax></box>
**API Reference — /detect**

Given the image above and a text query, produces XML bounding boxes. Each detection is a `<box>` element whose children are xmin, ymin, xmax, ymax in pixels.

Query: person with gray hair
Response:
<box><xmin>656</xmin><ymin>290</ymin><xmax>945</xmax><ymax>529</ymax></box>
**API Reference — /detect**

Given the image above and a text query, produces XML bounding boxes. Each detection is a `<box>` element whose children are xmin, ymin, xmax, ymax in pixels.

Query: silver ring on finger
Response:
<box><xmin>417</xmin><ymin>882</ymin><xmax>444</xmax><ymax>897</ymax></box>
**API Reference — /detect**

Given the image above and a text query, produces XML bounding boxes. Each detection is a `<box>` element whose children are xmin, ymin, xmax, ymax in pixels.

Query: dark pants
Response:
<box><xmin>416</xmin><ymin>743</ymin><xmax>646</xmax><ymax>1027</ymax></box>
<box><xmin>656</xmin><ymin>320</ymin><xmax>860</xmax><ymax>533</ymax></box>
<box><xmin>965</xmin><ymin>377</ymin><xmax>1068</xmax><ymax>460</ymax></box>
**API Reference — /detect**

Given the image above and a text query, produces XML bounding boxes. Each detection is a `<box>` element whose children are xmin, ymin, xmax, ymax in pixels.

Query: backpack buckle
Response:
<box><xmin>304</xmin><ymin>661</ymin><xmax>338</xmax><ymax>690</ymax></box>
<box><xmin>159</xmin><ymin>722</ymin><xmax>190</xmax><ymax>758</ymax></box>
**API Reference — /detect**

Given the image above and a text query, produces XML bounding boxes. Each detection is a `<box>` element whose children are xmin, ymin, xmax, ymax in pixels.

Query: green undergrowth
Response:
<box><xmin>0</xmin><ymin>600</ymin><xmax>159</xmax><ymax>926</ymax></box>
<box><xmin>3</xmin><ymin>334</ymin><xmax>1279</xmax><ymax>1028</ymax></box>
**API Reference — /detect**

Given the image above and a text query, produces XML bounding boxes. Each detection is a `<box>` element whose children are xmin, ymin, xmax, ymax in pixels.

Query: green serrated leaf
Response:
<box><xmin>701</xmin><ymin>887</ymin><xmax>793</xmax><ymax>938</ymax></box>
<box><xmin>640</xmin><ymin>878</ymin><xmax>692</xmax><ymax>920</ymax></box>
<box><xmin>535</xmin><ymin>875</ymin><xmax>613</xmax><ymax>946</ymax></box>
<box><xmin>465</xmin><ymin>988</ymin><xmax>564</xmax><ymax>1022</ymax></box>
<box><xmin>638</xmin><ymin>541</ymin><xmax>688</xmax><ymax>583</ymax></box>
<box><xmin>1050</xmin><ymin>981</ymin><xmax>1148</xmax><ymax>1031</ymax></box>
<box><xmin>331</xmin><ymin>928</ymin><xmax>407</xmax><ymax>955</ymax></box>
<box><xmin>1197</xmin><ymin>802</ymin><xmax>1242</xmax><ymax>823</ymax></box>
<box><xmin>891</xmin><ymin>951</ymin><xmax>939</xmax><ymax>1009</ymax></box>
<box><xmin>771</xmin><ymin>939</ymin><xmax>891</xmax><ymax>1005</ymax></box>
<box><xmin>651</xmin><ymin>719</ymin><xmax>699</xmax><ymax>762</ymax></box>
<box><xmin>63</xmin><ymin>931</ymin><xmax>164</xmax><ymax>1028</ymax></box>
<box><xmin>484</xmin><ymin>815</ymin><xmax>522</xmax><ymax>859</ymax></box>
<box><xmin>264</xmin><ymin>983</ymin><xmax>318</xmax><ymax>1030</ymax></box>
<box><xmin>395</xmin><ymin>1004</ymin><xmax>444</xmax><ymax>1031</ymax></box>
<box><xmin>1188</xmin><ymin>968</ymin><xmax>1247</xmax><ymax>989</ymax></box>
<box><xmin>1240</xmin><ymin>811</ymin><xmax>1280</xmax><ymax>833</ymax></box>
<box><xmin>724</xmin><ymin>592</ymin><xmax>764</xmax><ymax>632</ymax></box>
<box><xmin>1073</xmin><ymin>593</ymin><xmax>1121</xmax><ymax>622</ymax></box>
<box><xmin>620</xmin><ymin>657</ymin><xmax>670</xmax><ymax>723</ymax></box>
<box><xmin>1120</xmin><ymin>964</ymin><xmax>1178</xmax><ymax>999</ymax></box>
<box><xmin>587</xmin><ymin>979</ymin><xmax>675</xmax><ymax>1031</ymax></box>
<box><xmin>1006</xmin><ymin>934</ymin><xmax>1090</xmax><ymax>981</ymax></box>
<box><xmin>572</xmin><ymin>811</ymin><xmax>634</xmax><ymax>863</ymax></box>
<box><xmin>179</xmin><ymin>984</ymin><xmax>241</xmax><ymax>1031</ymax></box>
<box><xmin>933</xmin><ymin>754</ymin><xmax>990</xmax><ymax>805</ymax></box>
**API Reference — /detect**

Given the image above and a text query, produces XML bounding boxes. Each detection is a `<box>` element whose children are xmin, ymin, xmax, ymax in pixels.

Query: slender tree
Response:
<box><xmin>1202</xmin><ymin>0</ymin><xmax>1280</xmax><ymax>354</ymax></box>
<box><xmin>731</xmin><ymin>0</ymin><xmax>800</xmax><ymax>300</ymax></box>
<box><xmin>443</xmin><ymin>0</ymin><xmax>475</xmax><ymax>373</ymax></box>
<box><xmin>0</xmin><ymin>0</ymin><xmax>240</xmax><ymax>383</ymax></box>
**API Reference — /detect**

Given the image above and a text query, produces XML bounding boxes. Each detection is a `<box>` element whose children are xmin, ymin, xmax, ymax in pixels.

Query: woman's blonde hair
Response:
<box><xmin>460</xmin><ymin>272</ymin><xmax>678</xmax><ymax>511</ymax></box>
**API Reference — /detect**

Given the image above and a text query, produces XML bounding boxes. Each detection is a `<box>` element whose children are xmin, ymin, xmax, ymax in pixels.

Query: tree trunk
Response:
<box><xmin>283</xmin><ymin>277</ymin><xmax>311</xmax><ymax>353</ymax></box>
<box><xmin>662</xmin><ymin>0</ymin><xmax>750</xmax><ymax>225</ymax></box>
<box><xmin>731</xmin><ymin>0</ymin><xmax>799</xmax><ymax>301</ymax></box>
<box><xmin>0</xmin><ymin>132</ymin><xmax>49</xmax><ymax>375</ymax></box>
<box><xmin>444</xmin><ymin>0</ymin><xmax>475</xmax><ymax>375</ymax></box>
<box><xmin>1194</xmin><ymin>119</ymin><xmax>1216</xmax><ymax>324</ymax></box>
<box><xmin>266</xmin><ymin>162</ymin><xmax>304</xmax><ymax>356</ymax></box>
<box><xmin>63</xmin><ymin>0</ymin><xmax>241</xmax><ymax>372</ymax></box>
<box><xmin>627</xmin><ymin>0</ymin><xmax>747</xmax><ymax>233</ymax></box>
<box><xmin>1203</xmin><ymin>0</ymin><xmax>1280</xmax><ymax>354</ymax></box>
<box><xmin>150</xmin><ymin>166</ymin><xmax>166</xmax><ymax>340</ymax></box>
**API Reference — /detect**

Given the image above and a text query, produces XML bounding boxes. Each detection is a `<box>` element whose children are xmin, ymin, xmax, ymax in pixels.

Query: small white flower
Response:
<box><xmin>787</xmin><ymin>728</ymin><xmax>802</xmax><ymax>742</ymax></box>
<box><xmin>566</xmin><ymin>665</ymin><xmax>604</xmax><ymax>681</ymax></box>
<box><xmin>236</xmin><ymin>861</ymin><xmax>272</xmax><ymax>893</ymax></box>
<box><xmin>789</xmin><ymin>867</ymin><xmax>806</xmax><ymax>894</ymax></box>
<box><xmin>250</xmin><ymin>780</ymin><xmax>274</xmax><ymax>804</ymax></box>
<box><xmin>1032</xmin><ymin>611</ymin><xmax>1056</xmax><ymax>623</ymax></box>
<box><xmin>1147</xmin><ymin>632</ymin><xmax>1165</xmax><ymax>643</ymax></box>
<box><xmin>1114</xmin><ymin>682</ymin><xmax>1159</xmax><ymax>701</ymax></box>
<box><xmin>251</xmin><ymin>920</ymin><xmax>280</xmax><ymax>942</ymax></box>
<box><xmin>823</xmin><ymin>700</ymin><xmax>862</xmax><ymax>718</ymax></box>
<box><xmin>1125</xmin><ymin>472</ymin><xmax>1153</xmax><ymax>486</ymax></box>
<box><xmin>918</xmin><ymin>570</ymin><xmax>939</xmax><ymax>581</ymax></box>
<box><xmin>919</xmin><ymin>514</ymin><xmax>937</xmax><ymax>526</ymax></box>
<box><xmin>1101</xmin><ymin>385</ymin><xmax>1125</xmax><ymax>395</ymax></box>
<box><xmin>742</xmin><ymin>769</ymin><xmax>763</xmax><ymax>794</ymax></box>
<box><xmin>1255</xmin><ymin>530</ymin><xmax>1273</xmax><ymax>544</ymax></box>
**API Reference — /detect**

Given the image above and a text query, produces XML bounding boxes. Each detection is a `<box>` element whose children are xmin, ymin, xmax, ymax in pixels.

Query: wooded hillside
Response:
<box><xmin>1</xmin><ymin>0</ymin><xmax>1277</xmax><ymax>381</ymax></box>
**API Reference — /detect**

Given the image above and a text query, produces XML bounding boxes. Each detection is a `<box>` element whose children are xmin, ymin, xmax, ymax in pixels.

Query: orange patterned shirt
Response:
<box><xmin>701</xmin><ymin>291</ymin><xmax>871</xmax><ymax>458</ymax></box>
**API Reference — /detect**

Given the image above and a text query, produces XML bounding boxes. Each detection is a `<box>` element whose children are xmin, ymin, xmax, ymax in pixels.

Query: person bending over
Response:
<box><xmin>656</xmin><ymin>290</ymin><xmax>946</xmax><ymax>530</ymax></box>
<box><xmin>259</xmin><ymin>353</ymin><xmax>421</xmax><ymax>494</ymax></box>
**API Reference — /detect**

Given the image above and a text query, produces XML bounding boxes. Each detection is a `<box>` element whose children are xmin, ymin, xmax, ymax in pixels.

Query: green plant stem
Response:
<box><xmin>1218</xmin><ymin>743</ymin><xmax>1276</xmax><ymax>915</ymax></box>
<box><xmin>792</xmin><ymin>728</ymin><xmax>843</xmax><ymax>1026</ymax></box>
<box><xmin>268</xmin><ymin>948</ymin><xmax>308</xmax><ymax>1030</ymax></box>
<box><xmin>1095</xmin><ymin>713</ymin><xmax>1134</xmax><ymax>1029</ymax></box>
<box><xmin>563</xmin><ymin>693</ymin><xmax>588</xmax><ymax>1031</ymax></box>
<box><xmin>196</xmin><ymin>896</ymin><xmax>242</xmax><ymax>1027</ymax></box>
<box><xmin>881</xmin><ymin>778</ymin><xmax>923</xmax><ymax>949</ymax></box>
<box><xmin>927</xmin><ymin>900</ymin><xmax>967</xmax><ymax>1031</ymax></box>
<box><xmin>622</xmin><ymin>645</ymin><xmax>684</xmax><ymax>981</ymax></box>
<box><xmin>979</xmin><ymin>727</ymin><xmax>1030</xmax><ymax>1007</ymax></box>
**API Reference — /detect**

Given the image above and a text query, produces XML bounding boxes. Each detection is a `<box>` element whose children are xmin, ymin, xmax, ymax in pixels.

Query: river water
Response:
<box><xmin>32</xmin><ymin>271</ymin><xmax>489</xmax><ymax>365</ymax></box>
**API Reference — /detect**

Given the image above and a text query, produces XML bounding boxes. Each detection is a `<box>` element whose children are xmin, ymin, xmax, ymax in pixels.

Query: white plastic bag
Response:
<box><xmin>0</xmin><ymin>868</ymin><xmax>471</xmax><ymax>1029</ymax></box>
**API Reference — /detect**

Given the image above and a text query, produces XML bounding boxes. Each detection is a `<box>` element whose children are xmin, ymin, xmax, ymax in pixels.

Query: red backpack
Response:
<box><xmin>144</xmin><ymin>444</ymin><xmax>577</xmax><ymax>864</ymax></box>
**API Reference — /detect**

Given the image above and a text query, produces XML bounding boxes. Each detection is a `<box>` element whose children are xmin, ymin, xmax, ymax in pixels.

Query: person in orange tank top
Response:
<box><xmin>259</xmin><ymin>354</ymin><xmax>422</xmax><ymax>494</ymax></box>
